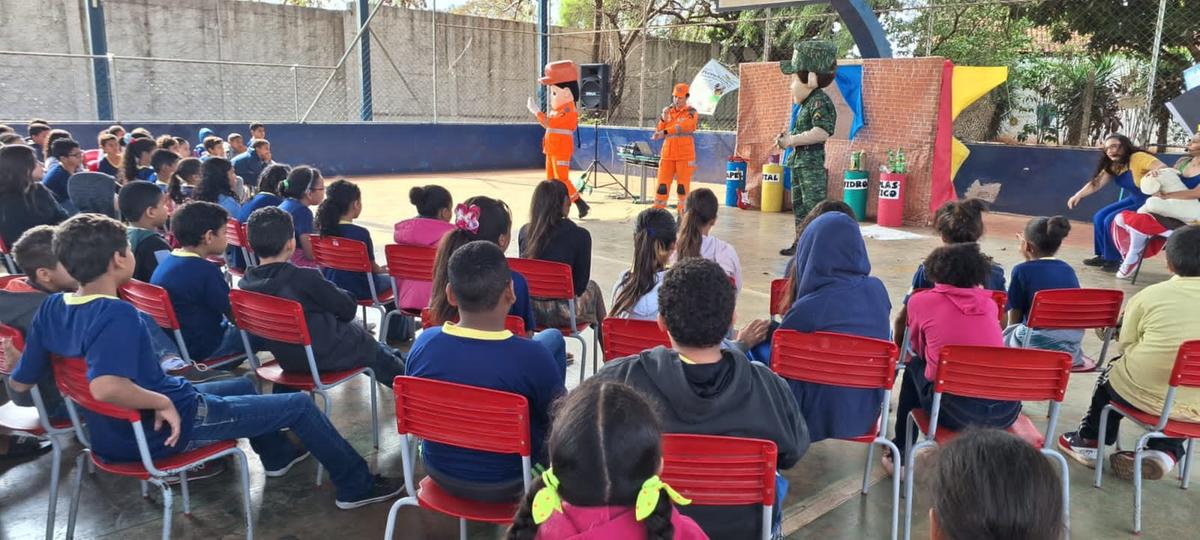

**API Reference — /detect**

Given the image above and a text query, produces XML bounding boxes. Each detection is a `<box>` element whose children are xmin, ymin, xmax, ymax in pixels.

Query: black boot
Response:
<box><xmin>574</xmin><ymin>198</ymin><xmax>590</xmax><ymax>219</ymax></box>
<box><xmin>779</xmin><ymin>244</ymin><xmax>796</xmax><ymax>256</ymax></box>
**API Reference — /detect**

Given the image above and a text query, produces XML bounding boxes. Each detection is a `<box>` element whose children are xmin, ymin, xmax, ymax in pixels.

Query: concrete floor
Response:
<box><xmin>2</xmin><ymin>169</ymin><xmax>1197</xmax><ymax>539</ymax></box>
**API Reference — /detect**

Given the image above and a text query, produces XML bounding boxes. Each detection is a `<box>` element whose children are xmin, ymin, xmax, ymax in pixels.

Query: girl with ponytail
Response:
<box><xmin>167</xmin><ymin>157</ymin><xmax>201</xmax><ymax>205</ymax></box>
<box><xmin>518</xmin><ymin>180</ymin><xmax>607</xmax><ymax>331</ymax></box>
<box><xmin>277</xmin><ymin>165</ymin><xmax>326</xmax><ymax>268</ymax></box>
<box><xmin>393</xmin><ymin>184</ymin><xmax>456</xmax><ymax>311</ymax></box>
<box><xmin>314</xmin><ymin>179</ymin><xmax>391</xmax><ymax>302</ymax></box>
<box><xmin>671</xmin><ymin>188</ymin><xmax>741</xmax><ymax>290</ymax></box>
<box><xmin>611</xmin><ymin>208</ymin><xmax>678</xmax><ymax>320</ymax></box>
<box><xmin>506</xmin><ymin>378</ymin><xmax>706</xmax><ymax>540</ymax></box>
<box><xmin>119</xmin><ymin>137</ymin><xmax>157</xmax><ymax>184</ymax></box>
<box><xmin>1003</xmin><ymin>215</ymin><xmax>1090</xmax><ymax>370</ymax></box>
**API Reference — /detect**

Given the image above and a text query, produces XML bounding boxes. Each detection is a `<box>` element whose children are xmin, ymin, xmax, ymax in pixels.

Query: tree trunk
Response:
<box><xmin>1075</xmin><ymin>66</ymin><xmax>1096</xmax><ymax>146</ymax></box>
<box><xmin>591</xmin><ymin>0</ymin><xmax>603</xmax><ymax>61</ymax></box>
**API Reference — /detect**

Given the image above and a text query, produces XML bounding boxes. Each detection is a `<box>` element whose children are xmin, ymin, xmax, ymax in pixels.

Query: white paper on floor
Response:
<box><xmin>859</xmin><ymin>225</ymin><xmax>926</xmax><ymax>241</ymax></box>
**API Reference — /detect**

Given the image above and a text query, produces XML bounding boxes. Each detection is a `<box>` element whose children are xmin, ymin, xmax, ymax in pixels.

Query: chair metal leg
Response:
<box><xmin>1133</xmin><ymin>436</ymin><xmax>1148</xmax><ymax>534</ymax></box>
<box><xmin>1095</xmin><ymin>405</ymin><xmax>1114</xmax><ymax>488</ymax></box>
<box><xmin>234</xmin><ymin>450</ymin><xmax>254</xmax><ymax>540</ymax></box>
<box><xmin>159</xmin><ymin>482</ymin><xmax>173</xmax><ymax>540</ymax></box>
<box><xmin>1181</xmin><ymin>438</ymin><xmax>1195</xmax><ymax>489</ymax></box>
<box><xmin>1098</xmin><ymin>327</ymin><xmax>1115</xmax><ymax>366</ymax></box>
<box><xmin>1043</xmin><ymin>449</ymin><xmax>1071</xmax><ymax>537</ymax></box>
<box><xmin>141</xmin><ymin>479</ymin><xmax>149</xmax><ymax>498</ymax></box>
<box><xmin>368</xmin><ymin>370</ymin><xmax>380</xmax><ymax>449</ymax></box>
<box><xmin>566</xmin><ymin>333</ymin><xmax>588</xmax><ymax>385</ymax></box>
<box><xmin>878</xmin><ymin>439</ymin><xmax>902</xmax><ymax>540</ymax></box>
<box><xmin>66</xmin><ymin>451</ymin><xmax>86</xmax><ymax>540</ymax></box>
<box><xmin>45</xmin><ymin>441</ymin><xmax>62</xmax><ymax>540</ymax></box>
<box><xmin>862</xmin><ymin>442</ymin><xmax>876</xmax><ymax>495</ymax></box>
<box><xmin>591</xmin><ymin>327</ymin><xmax>599</xmax><ymax>376</ymax></box>
<box><xmin>314</xmin><ymin>389</ymin><xmax>329</xmax><ymax>486</ymax></box>
<box><xmin>459</xmin><ymin>518</ymin><xmax>468</xmax><ymax>540</ymax></box>
<box><xmin>383</xmin><ymin>497</ymin><xmax>419</xmax><ymax>540</ymax></box>
<box><xmin>903</xmin><ymin>441</ymin><xmax>935</xmax><ymax>540</ymax></box>
<box><xmin>180</xmin><ymin>471</ymin><xmax>191</xmax><ymax>515</ymax></box>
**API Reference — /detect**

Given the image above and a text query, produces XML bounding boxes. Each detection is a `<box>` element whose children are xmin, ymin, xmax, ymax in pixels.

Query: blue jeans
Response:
<box><xmin>207</xmin><ymin>323</ymin><xmax>251</xmax><ymax>367</ymax></box>
<box><xmin>139</xmin><ymin>312</ymin><xmax>182</xmax><ymax>362</ymax></box>
<box><xmin>1093</xmin><ymin>196</ymin><xmax>1143</xmax><ymax>261</ymax></box>
<box><xmin>532</xmin><ymin>329</ymin><xmax>566</xmax><ymax>382</ymax></box>
<box><xmin>184</xmin><ymin>377</ymin><xmax>374</xmax><ymax>501</ymax></box>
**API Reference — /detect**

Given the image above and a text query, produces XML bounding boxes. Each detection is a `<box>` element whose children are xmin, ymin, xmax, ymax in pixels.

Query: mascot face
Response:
<box><xmin>790</xmin><ymin>72</ymin><xmax>817</xmax><ymax>105</ymax></box>
<box><xmin>549</xmin><ymin>85</ymin><xmax>574</xmax><ymax>109</ymax></box>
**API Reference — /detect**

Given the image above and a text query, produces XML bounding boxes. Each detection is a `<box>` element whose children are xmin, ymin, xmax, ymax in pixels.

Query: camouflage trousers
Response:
<box><xmin>787</xmin><ymin>161</ymin><xmax>828</xmax><ymax>226</ymax></box>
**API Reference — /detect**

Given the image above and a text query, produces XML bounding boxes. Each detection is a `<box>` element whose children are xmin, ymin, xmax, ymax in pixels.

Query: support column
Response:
<box><xmin>358</xmin><ymin>0</ymin><xmax>374</xmax><ymax>121</ymax></box>
<box><xmin>85</xmin><ymin>0</ymin><xmax>113</xmax><ymax>120</ymax></box>
<box><xmin>536</xmin><ymin>0</ymin><xmax>549</xmax><ymax>109</ymax></box>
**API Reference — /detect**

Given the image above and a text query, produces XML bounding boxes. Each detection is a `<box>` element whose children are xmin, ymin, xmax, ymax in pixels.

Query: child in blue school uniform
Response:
<box><xmin>150</xmin><ymin>201</ymin><xmax>244</xmax><ymax>363</ymax></box>
<box><xmin>6</xmin><ymin>213</ymin><xmax>404</xmax><ymax>509</ymax></box>
<box><xmin>1003</xmin><ymin>215</ymin><xmax>1089</xmax><ymax>371</ymax></box>
<box><xmin>314</xmin><ymin>180</ymin><xmax>391</xmax><ymax>301</ymax></box>
<box><xmin>406</xmin><ymin>240</ymin><xmax>565</xmax><ymax>503</ymax></box>
<box><xmin>278</xmin><ymin>166</ymin><xmax>324</xmax><ymax>269</ymax></box>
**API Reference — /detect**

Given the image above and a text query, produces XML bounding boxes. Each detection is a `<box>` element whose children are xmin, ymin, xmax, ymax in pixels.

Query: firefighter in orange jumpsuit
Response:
<box><xmin>652</xmin><ymin>83</ymin><xmax>699</xmax><ymax>212</ymax></box>
<box><xmin>528</xmin><ymin>60</ymin><xmax>590</xmax><ymax>218</ymax></box>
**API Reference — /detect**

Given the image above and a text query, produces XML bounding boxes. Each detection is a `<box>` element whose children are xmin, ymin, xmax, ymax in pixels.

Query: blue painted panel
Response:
<box><xmin>953</xmin><ymin>143</ymin><xmax>1185</xmax><ymax>221</ymax></box>
<box><xmin>573</xmin><ymin>126</ymin><xmax>737</xmax><ymax>186</ymax></box>
<box><xmin>43</xmin><ymin>122</ymin><xmax>545</xmax><ymax>176</ymax></box>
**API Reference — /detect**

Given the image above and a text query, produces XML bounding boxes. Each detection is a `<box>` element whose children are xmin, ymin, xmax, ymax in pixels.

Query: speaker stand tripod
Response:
<box><xmin>579</xmin><ymin>121</ymin><xmax>634</xmax><ymax>200</ymax></box>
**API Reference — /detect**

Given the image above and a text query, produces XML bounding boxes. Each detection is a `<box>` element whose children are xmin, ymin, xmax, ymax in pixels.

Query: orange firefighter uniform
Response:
<box><xmin>537</xmin><ymin>60</ymin><xmax>581</xmax><ymax>202</ymax></box>
<box><xmin>654</xmin><ymin>83</ymin><xmax>698</xmax><ymax>211</ymax></box>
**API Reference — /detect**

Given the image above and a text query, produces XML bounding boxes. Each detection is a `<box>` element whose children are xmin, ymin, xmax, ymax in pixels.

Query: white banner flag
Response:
<box><xmin>687</xmin><ymin>59</ymin><xmax>739</xmax><ymax>116</ymax></box>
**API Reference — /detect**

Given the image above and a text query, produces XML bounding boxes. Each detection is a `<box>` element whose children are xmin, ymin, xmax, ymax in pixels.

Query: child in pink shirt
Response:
<box><xmin>392</xmin><ymin>185</ymin><xmax>454</xmax><ymax>311</ymax></box>
<box><xmin>507</xmin><ymin>379</ymin><xmax>707</xmax><ymax>540</ymax></box>
<box><xmin>885</xmin><ymin>243</ymin><xmax>1019</xmax><ymax>474</ymax></box>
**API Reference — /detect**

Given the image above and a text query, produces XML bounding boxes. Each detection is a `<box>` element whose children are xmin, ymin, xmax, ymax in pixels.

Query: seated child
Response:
<box><xmin>277</xmin><ymin>166</ymin><xmax>325</xmax><ymax>269</ymax></box>
<box><xmin>238</xmin><ymin>207</ymin><xmax>404</xmax><ymax>386</ymax></box>
<box><xmin>1059</xmin><ymin>226</ymin><xmax>1200</xmax><ymax>481</ymax></box>
<box><xmin>406</xmin><ymin>240</ymin><xmax>565</xmax><ymax>502</ymax></box>
<box><xmin>166</xmin><ymin>157</ymin><xmax>201</xmax><ymax>206</ymax></box>
<box><xmin>150</xmin><ymin>202</ymin><xmax>243</xmax><ymax>362</ymax></box>
<box><xmin>893</xmin><ymin>199</ymin><xmax>1006</xmax><ymax>350</ymax></box>
<box><xmin>314</xmin><ymin>179</ymin><xmax>391</xmax><ymax>301</ymax></box>
<box><xmin>932</xmin><ymin>429</ymin><xmax>1064</xmax><ymax>540</ymax></box>
<box><xmin>610</xmin><ymin>207</ymin><xmax>678</xmax><ymax>321</ymax></box>
<box><xmin>1002</xmin><ymin>216</ymin><xmax>1088</xmax><ymax>370</ymax></box>
<box><xmin>888</xmin><ymin>243</ymin><xmax>1017</xmax><ymax>472</ymax></box>
<box><xmin>149</xmin><ymin>149</ymin><xmax>178</xmax><ymax>188</ymax></box>
<box><xmin>429</xmin><ymin>197</ymin><xmax>566</xmax><ymax>378</ymax></box>
<box><xmin>518</xmin><ymin>181</ymin><xmax>607</xmax><ymax>329</ymax></box>
<box><xmin>118</xmin><ymin>181</ymin><xmax>172</xmax><ymax>282</ymax></box>
<box><xmin>231</xmin><ymin>163</ymin><xmax>288</xmax><ymax>271</ymax></box>
<box><xmin>393</xmin><ymin>185</ymin><xmax>455</xmax><ymax>311</ymax></box>
<box><xmin>597</xmin><ymin>258</ymin><xmax>809</xmax><ymax>539</ymax></box>
<box><xmin>6</xmin><ymin>214</ymin><xmax>402</xmax><ymax>509</ymax></box>
<box><xmin>671</xmin><ymin>188</ymin><xmax>741</xmax><ymax>290</ymax></box>
<box><xmin>506</xmin><ymin>378</ymin><xmax>707</xmax><ymax>540</ymax></box>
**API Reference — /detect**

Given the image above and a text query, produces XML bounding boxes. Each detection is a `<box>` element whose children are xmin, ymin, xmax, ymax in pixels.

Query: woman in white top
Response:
<box><xmin>611</xmin><ymin>207</ymin><xmax>677</xmax><ymax>320</ymax></box>
<box><xmin>671</xmin><ymin>188</ymin><xmax>742</xmax><ymax>290</ymax></box>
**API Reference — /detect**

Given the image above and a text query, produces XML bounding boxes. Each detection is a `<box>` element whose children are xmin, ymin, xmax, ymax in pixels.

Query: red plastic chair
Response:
<box><xmin>0</xmin><ymin>235</ymin><xmax>17</xmax><ymax>275</ymax></box>
<box><xmin>508</xmin><ymin>258</ymin><xmax>594</xmax><ymax>383</ymax></box>
<box><xmin>52</xmin><ymin>355</ymin><xmax>252</xmax><ymax>540</ymax></box>
<box><xmin>229</xmin><ymin>289</ymin><xmax>379</xmax><ymax>485</ymax></box>
<box><xmin>600</xmin><ymin>318</ymin><xmax>671</xmax><ymax>362</ymax></box>
<box><xmin>902</xmin><ymin>345</ymin><xmax>1073</xmax><ymax>540</ymax></box>
<box><xmin>118</xmin><ymin>280</ymin><xmax>246</xmax><ymax>372</ymax></box>
<box><xmin>0</xmin><ymin>324</ymin><xmax>77</xmax><ymax>540</ymax></box>
<box><xmin>82</xmin><ymin>149</ymin><xmax>100</xmax><ymax>172</ymax></box>
<box><xmin>308</xmin><ymin>234</ymin><xmax>395</xmax><ymax>339</ymax></box>
<box><xmin>1095</xmin><ymin>340</ymin><xmax>1200</xmax><ymax>533</ymax></box>
<box><xmin>225</xmin><ymin>216</ymin><xmax>256</xmax><ymax>272</ymax></box>
<box><xmin>1023</xmin><ymin>288</ymin><xmax>1124</xmax><ymax>364</ymax></box>
<box><xmin>660</xmin><ymin>434</ymin><xmax>778</xmax><ymax>540</ymax></box>
<box><xmin>384</xmin><ymin>243</ymin><xmax>438</xmax><ymax>318</ymax></box>
<box><xmin>770</xmin><ymin>330</ymin><xmax>900</xmax><ymax>539</ymax></box>
<box><xmin>417</xmin><ymin>308</ymin><xmax>527</xmax><ymax>336</ymax></box>
<box><xmin>0</xmin><ymin>274</ymin><xmax>24</xmax><ymax>288</ymax></box>
<box><xmin>384</xmin><ymin>376</ymin><xmax>532</xmax><ymax>540</ymax></box>
<box><xmin>769</xmin><ymin>278</ymin><xmax>789</xmax><ymax>321</ymax></box>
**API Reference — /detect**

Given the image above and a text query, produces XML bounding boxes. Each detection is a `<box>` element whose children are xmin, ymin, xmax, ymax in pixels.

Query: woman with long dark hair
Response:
<box><xmin>518</xmin><ymin>180</ymin><xmax>606</xmax><ymax>330</ymax></box>
<box><xmin>0</xmin><ymin>145</ymin><xmax>67</xmax><ymax>249</ymax></box>
<box><xmin>193</xmin><ymin>157</ymin><xmax>242</xmax><ymax>217</ymax></box>
<box><xmin>1066</xmin><ymin>134</ymin><xmax>1167</xmax><ymax>271</ymax></box>
<box><xmin>671</xmin><ymin>188</ymin><xmax>741</xmax><ymax>290</ymax></box>
<box><xmin>611</xmin><ymin>208</ymin><xmax>677</xmax><ymax>320</ymax></box>
<box><xmin>119</xmin><ymin>137</ymin><xmax>157</xmax><ymax>185</ymax></box>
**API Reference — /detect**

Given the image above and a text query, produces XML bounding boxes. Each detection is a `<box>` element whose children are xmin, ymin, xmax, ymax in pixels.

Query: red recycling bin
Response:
<box><xmin>876</xmin><ymin>172</ymin><xmax>906</xmax><ymax>227</ymax></box>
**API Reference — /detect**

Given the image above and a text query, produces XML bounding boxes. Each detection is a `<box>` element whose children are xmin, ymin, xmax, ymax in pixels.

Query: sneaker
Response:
<box><xmin>1115</xmin><ymin>264</ymin><xmax>1137</xmax><ymax>280</ymax></box>
<box><xmin>1057</xmin><ymin>432</ymin><xmax>1099</xmax><ymax>468</ymax></box>
<box><xmin>1110</xmin><ymin>450</ymin><xmax>1175</xmax><ymax>481</ymax></box>
<box><xmin>164</xmin><ymin>459</ymin><xmax>228</xmax><ymax>485</ymax></box>
<box><xmin>336</xmin><ymin>475</ymin><xmax>406</xmax><ymax>510</ymax></box>
<box><xmin>1083</xmin><ymin>256</ymin><xmax>1109</xmax><ymax>267</ymax></box>
<box><xmin>265</xmin><ymin>449</ymin><xmax>311</xmax><ymax>478</ymax></box>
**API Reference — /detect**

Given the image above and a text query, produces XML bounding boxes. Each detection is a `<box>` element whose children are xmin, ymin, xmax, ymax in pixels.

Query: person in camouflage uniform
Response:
<box><xmin>775</xmin><ymin>40</ymin><xmax>838</xmax><ymax>256</ymax></box>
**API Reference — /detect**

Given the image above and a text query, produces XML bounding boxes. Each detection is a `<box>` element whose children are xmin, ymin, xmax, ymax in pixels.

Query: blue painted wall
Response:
<box><xmin>43</xmin><ymin>122</ymin><xmax>545</xmax><ymax>176</ymax></box>
<box><xmin>953</xmin><ymin>144</ymin><xmax>1185</xmax><ymax>221</ymax></box>
<box><xmin>573</xmin><ymin>125</ymin><xmax>737</xmax><ymax>186</ymax></box>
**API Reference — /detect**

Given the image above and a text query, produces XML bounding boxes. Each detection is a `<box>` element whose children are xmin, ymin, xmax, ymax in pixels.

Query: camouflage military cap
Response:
<box><xmin>779</xmin><ymin>39</ymin><xmax>838</xmax><ymax>75</ymax></box>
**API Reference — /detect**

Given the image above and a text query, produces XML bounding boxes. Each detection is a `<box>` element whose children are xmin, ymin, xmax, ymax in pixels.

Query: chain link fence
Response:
<box><xmin>1</xmin><ymin>0</ymin><xmax>1196</xmax><ymax>147</ymax></box>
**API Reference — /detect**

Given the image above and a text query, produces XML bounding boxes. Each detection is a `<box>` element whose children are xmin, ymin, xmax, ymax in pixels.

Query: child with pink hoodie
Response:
<box><xmin>506</xmin><ymin>378</ymin><xmax>707</xmax><ymax>540</ymax></box>
<box><xmin>884</xmin><ymin>242</ymin><xmax>1019</xmax><ymax>474</ymax></box>
<box><xmin>392</xmin><ymin>185</ymin><xmax>454</xmax><ymax>311</ymax></box>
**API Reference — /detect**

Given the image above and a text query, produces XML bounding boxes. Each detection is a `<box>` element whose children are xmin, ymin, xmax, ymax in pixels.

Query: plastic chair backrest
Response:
<box><xmin>601</xmin><ymin>318</ymin><xmax>671</xmax><ymax>360</ymax></box>
<box><xmin>384</xmin><ymin>244</ymin><xmax>437</xmax><ymax>282</ymax></box>
<box><xmin>392</xmin><ymin>376</ymin><xmax>531</xmax><ymax>456</ymax></box>
<box><xmin>0</xmin><ymin>322</ymin><xmax>25</xmax><ymax>376</ymax></box>
<box><xmin>1170</xmin><ymin>340</ymin><xmax>1200</xmax><ymax>389</ymax></box>
<box><xmin>935</xmin><ymin>345</ymin><xmax>1072</xmax><ymax>402</ymax></box>
<box><xmin>911</xmin><ymin>287</ymin><xmax>1007</xmax><ymax>323</ymax></box>
<box><xmin>507</xmin><ymin>258</ymin><xmax>575</xmax><ymax>300</ymax></box>
<box><xmin>417</xmin><ymin>308</ymin><xmax>527</xmax><ymax>335</ymax></box>
<box><xmin>0</xmin><ymin>275</ymin><xmax>25</xmax><ymax>288</ymax></box>
<box><xmin>769</xmin><ymin>278</ymin><xmax>789</xmax><ymax>318</ymax></box>
<box><xmin>229</xmin><ymin>289</ymin><xmax>313</xmax><ymax>346</ymax></box>
<box><xmin>1026</xmin><ymin>288</ymin><xmax>1123</xmax><ymax>331</ymax></box>
<box><xmin>0</xmin><ymin>235</ymin><xmax>9</xmax><ymax>255</ymax></box>
<box><xmin>225</xmin><ymin>217</ymin><xmax>251</xmax><ymax>250</ymax></box>
<box><xmin>50</xmin><ymin>355</ymin><xmax>140</xmax><ymax>422</ymax></box>
<box><xmin>118</xmin><ymin>280</ymin><xmax>181</xmax><ymax>331</ymax></box>
<box><xmin>770</xmin><ymin>330</ymin><xmax>898</xmax><ymax>389</ymax></box>
<box><xmin>308</xmin><ymin>234</ymin><xmax>372</xmax><ymax>273</ymax></box>
<box><xmin>660</xmin><ymin>433</ymin><xmax>778</xmax><ymax>506</ymax></box>
<box><xmin>83</xmin><ymin>149</ymin><xmax>100</xmax><ymax>162</ymax></box>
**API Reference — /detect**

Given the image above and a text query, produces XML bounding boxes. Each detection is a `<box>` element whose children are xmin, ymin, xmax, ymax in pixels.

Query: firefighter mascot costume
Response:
<box><xmin>528</xmin><ymin>60</ymin><xmax>590</xmax><ymax>218</ymax></box>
